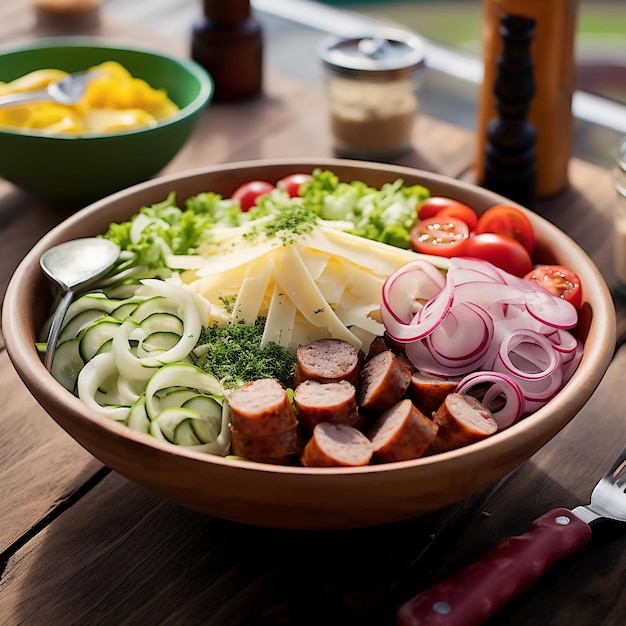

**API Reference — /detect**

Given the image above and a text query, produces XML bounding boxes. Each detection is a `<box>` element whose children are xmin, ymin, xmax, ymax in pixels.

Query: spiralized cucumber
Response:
<box><xmin>48</xmin><ymin>278</ymin><xmax>231</xmax><ymax>455</ymax></box>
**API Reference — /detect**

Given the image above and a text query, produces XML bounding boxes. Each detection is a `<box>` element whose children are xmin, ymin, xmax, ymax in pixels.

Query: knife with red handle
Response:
<box><xmin>396</xmin><ymin>508</ymin><xmax>592</xmax><ymax>626</ymax></box>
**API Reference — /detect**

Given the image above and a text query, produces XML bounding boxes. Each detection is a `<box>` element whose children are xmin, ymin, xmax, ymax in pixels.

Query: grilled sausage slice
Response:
<box><xmin>301</xmin><ymin>422</ymin><xmax>373</xmax><ymax>467</ymax></box>
<box><xmin>293</xmin><ymin>379</ymin><xmax>360</xmax><ymax>433</ymax></box>
<box><xmin>409</xmin><ymin>370</ymin><xmax>459</xmax><ymax>417</ymax></box>
<box><xmin>294</xmin><ymin>338</ymin><xmax>362</xmax><ymax>386</ymax></box>
<box><xmin>357</xmin><ymin>350</ymin><xmax>411</xmax><ymax>413</ymax></box>
<box><xmin>228</xmin><ymin>378</ymin><xmax>298</xmax><ymax>436</ymax></box>
<box><xmin>431</xmin><ymin>392</ymin><xmax>497</xmax><ymax>451</ymax></box>
<box><xmin>368</xmin><ymin>399</ymin><xmax>439</xmax><ymax>463</ymax></box>
<box><xmin>230</xmin><ymin>424</ymin><xmax>304</xmax><ymax>461</ymax></box>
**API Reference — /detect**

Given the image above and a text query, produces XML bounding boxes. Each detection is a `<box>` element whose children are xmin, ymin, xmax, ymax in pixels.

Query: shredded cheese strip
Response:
<box><xmin>184</xmin><ymin>222</ymin><xmax>445</xmax><ymax>352</ymax></box>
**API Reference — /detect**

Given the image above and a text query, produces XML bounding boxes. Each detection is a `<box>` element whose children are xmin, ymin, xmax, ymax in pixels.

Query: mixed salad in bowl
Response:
<box><xmin>41</xmin><ymin>169</ymin><xmax>584</xmax><ymax>467</ymax></box>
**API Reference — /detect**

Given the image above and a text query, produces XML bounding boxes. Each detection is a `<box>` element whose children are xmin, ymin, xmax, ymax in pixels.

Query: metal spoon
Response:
<box><xmin>40</xmin><ymin>238</ymin><xmax>120</xmax><ymax>371</ymax></box>
<box><xmin>0</xmin><ymin>71</ymin><xmax>101</xmax><ymax>108</ymax></box>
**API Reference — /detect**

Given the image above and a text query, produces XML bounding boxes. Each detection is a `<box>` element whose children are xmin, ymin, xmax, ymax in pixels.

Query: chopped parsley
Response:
<box><xmin>242</xmin><ymin>203</ymin><xmax>319</xmax><ymax>245</ymax></box>
<box><xmin>194</xmin><ymin>318</ymin><xmax>296</xmax><ymax>388</ymax></box>
<box><xmin>262</xmin><ymin>204</ymin><xmax>318</xmax><ymax>245</ymax></box>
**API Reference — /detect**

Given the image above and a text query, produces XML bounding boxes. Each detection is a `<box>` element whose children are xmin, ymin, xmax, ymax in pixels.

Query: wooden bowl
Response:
<box><xmin>2</xmin><ymin>159</ymin><xmax>616</xmax><ymax>530</ymax></box>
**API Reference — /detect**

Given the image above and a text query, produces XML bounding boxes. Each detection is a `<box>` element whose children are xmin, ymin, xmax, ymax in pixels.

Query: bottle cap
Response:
<box><xmin>318</xmin><ymin>28</ymin><xmax>426</xmax><ymax>81</ymax></box>
<box><xmin>35</xmin><ymin>0</ymin><xmax>100</xmax><ymax>29</ymax></box>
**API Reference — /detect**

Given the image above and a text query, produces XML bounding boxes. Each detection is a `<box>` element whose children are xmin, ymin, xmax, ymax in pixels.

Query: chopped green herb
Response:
<box><xmin>195</xmin><ymin>319</ymin><xmax>296</xmax><ymax>388</ymax></box>
<box><xmin>262</xmin><ymin>204</ymin><xmax>318</xmax><ymax>245</ymax></box>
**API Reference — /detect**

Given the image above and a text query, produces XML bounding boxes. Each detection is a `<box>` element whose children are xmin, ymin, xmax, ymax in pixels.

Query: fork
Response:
<box><xmin>397</xmin><ymin>447</ymin><xmax>626</xmax><ymax>626</ymax></box>
<box><xmin>0</xmin><ymin>71</ymin><xmax>100</xmax><ymax>108</ymax></box>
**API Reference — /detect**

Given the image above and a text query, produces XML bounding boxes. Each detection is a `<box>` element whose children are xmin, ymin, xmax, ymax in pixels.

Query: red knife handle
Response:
<box><xmin>396</xmin><ymin>508</ymin><xmax>592</xmax><ymax>626</ymax></box>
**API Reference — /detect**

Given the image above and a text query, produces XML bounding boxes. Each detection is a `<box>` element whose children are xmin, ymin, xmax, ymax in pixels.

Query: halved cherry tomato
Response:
<box><xmin>524</xmin><ymin>265</ymin><xmax>582</xmax><ymax>309</ymax></box>
<box><xmin>277</xmin><ymin>173</ymin><xmax>313</xmax><ymax>198</ymax></box>
<box><xmin>231</xmin><ymin>180</ymin><xmax>276</xmax><ymax>211</ymax></box>
<box><xmin>417</xmin><ymin>196</ymin><xmax>468</xmax><ymax>220</ymax></box>
<box><xmin>436</xmin><ymin>203</ymin><xmax>479</xmax><ymax>232</ymax></box>
<box><xmin>410</xmin><ymin>216</ymin><xmax>470</xmax><ymax>257</ymax></box>
<box><xmin>475</xmin><ymin>205</ymin><xmax>535</xmax><ymax>254</ymax></box>
<box><xmin>464</xmin><ymin>232</ymin><xmax>533</xmax><ymax>277</ymax></box>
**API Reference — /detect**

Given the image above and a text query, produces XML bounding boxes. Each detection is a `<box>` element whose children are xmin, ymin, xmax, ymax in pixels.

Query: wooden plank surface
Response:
<box><xmin>0</xmin><ymin>351</ymin><xmax>104</xmax><ymax>554</ymax></box>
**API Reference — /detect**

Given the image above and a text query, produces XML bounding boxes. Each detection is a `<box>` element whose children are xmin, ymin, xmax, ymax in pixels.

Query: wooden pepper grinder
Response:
<box><xmin>482</xmin><ymin>13</ymin><xmax>537</xmax><ymax>210</ymax></box>
<box><xmin>477</xmin><ymin>0</ymin><xmax>579</xmax><ymax>199</ymax></box>
<box><xmin>191</xmin><ymin>0</ymin><xmax>263</xmax><ymax>101</ymax></box>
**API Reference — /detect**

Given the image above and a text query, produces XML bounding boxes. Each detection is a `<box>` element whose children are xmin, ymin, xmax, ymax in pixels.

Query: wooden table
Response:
<box><xmin>1</xmin><ymin>4</ymin><xmax>625</xmax><ymax>625</ymax></box>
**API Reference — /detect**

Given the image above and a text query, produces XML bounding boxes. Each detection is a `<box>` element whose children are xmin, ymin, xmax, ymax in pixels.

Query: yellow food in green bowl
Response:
<box><xmin>0</xmin><ymin>38</ymin><xmax>213</xmax><ymax>205</ymax></box>
<box><xmin>0</xmin><ymin>61</ymin><xmax>179</xmax><ymax>134</ymax></box>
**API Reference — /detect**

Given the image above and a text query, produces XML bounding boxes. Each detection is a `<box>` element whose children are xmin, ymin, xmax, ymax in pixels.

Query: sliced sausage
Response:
<box><xmin>357</xmin><ymin>350</ymin><xmax>411</xmax><ymax>413</ymax></box>
<box><xmin>230</xmin><ymin>424</ymin><xmax>304</xmax><ymax>461</ymax></box>
<box><xmin>366</xmin><ymin>335</ymin><xmax>388</xmax><ymax>360</ymax></box>
<box><xmin>431</xmin><ymin>392</ymin><xmax>497</xmax><ymax>451</ymax></box>
<box><xmin>408</xmin><ymin>370</ymin><xmax>459</xmax><ymax>417</ymax></box>
<box><xmin>301</xmin><ymin>422</ymin><xmax>373</xmax><ymax>467</ymax></box>
<box><xmin>294</xmin><ymin>338</ymin><xmax>362</xmax><ymax>386</ymax></box>
<box><xmin>293</xmin><ymin>379</ymin><xmax>360</xmax><ymax>433</ymax></box>
<box><xmin>368</xmin><ymin>399</ymin><xmax>439</xmax><ymax>463</ymax></box>
<box><xmin>228</xmin><ymin>378</ymin><xmax>298</xmax><ymax>436</ymax></box>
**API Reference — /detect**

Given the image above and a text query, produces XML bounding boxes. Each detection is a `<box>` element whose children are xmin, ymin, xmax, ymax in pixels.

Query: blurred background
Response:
<box><xmin>103</xmin><ymin>0</ymin><xmax>626</xmax><ymax>168</ymax></box>
<box><xmin>318</xmin><ymin>0</ymin><xmax>625</xmax><ymax>104</ymax></box>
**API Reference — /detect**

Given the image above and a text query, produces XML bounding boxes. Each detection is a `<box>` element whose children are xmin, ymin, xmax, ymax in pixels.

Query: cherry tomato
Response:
<box><xmin>231</xmin><ymin>180</ymin><xmax>275</xmax><ymax>211</ymax></box>
<box><xmin>436</xmin><ymin>203</ymin><xmax>479</xmax><ymax>232</ymax></box>
<box><xmin>524</xmin><ymin>265</ymin><xmax>582</xmax><ymax>309</ymax></box>
<box><xmin>417</xmin><ymin>196</ymin><xmax>467</xmax><ymax>220</ymax></box>
<box><xmin>475</xmin><ymin>205</ymin><xmax>535</xmax><ymax>254</ymax></box>
<box><xmin>277</xmin><ymin>173</ymin><xmax>313</xmax><ymax>198</ymax></box>
<box><xmin>410</xmin><ymin>216</ymin><xmax>470</xmax><ymax>257</ymax></box>
<box><xmin>464</xmin><ymin>232</ymin><xmax>533</xmax><ymax>277</ymax></box>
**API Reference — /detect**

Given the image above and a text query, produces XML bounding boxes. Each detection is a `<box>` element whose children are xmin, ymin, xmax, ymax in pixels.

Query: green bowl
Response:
<box><xmin>0</xmin><ymin>38</ymin><xmax>213</xmax><ymax>206</ymax></box>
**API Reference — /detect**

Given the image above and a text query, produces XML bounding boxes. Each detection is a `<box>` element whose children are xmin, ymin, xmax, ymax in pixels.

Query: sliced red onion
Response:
<box><xmin>381</xmin><ymin>259</ymin><xmax>446</xmax><ymax>324</ymax></box>
<box><xmin>426</xmin><ymin>302</ymin><xmax>494</xmax><ymax>364</ymax></box>
<box><xmin>381</xmin><ymin>256</ymin><xmax>582</xmax><ymax>419</ymax></box>
<box><xmin>381</xmin><ymin>274</ymin><xmax>454</xmax><ymax>343</ymax></box>
<box><xmin>455</xmin><ymin>371</ymin><xmax>525</xmax><ymax>429</ymax></box>
<box><xmin>497</xmin><ymin>329</ymin><xmax>560</xmax><ymax>380</ymax></box>
<box><xmin>561</xmin><ymin>339</ymin><xmax>584</xmax><ymax>381</ymax></box>
<box><xmin>449</xmin><ymin>257</ymin><xmax>506</xmax><ymax>284</ymax></box>
<box><xmin>546</xmin><ymin>329</ymin><xmax>579</xmax><ymax>356</ymax></box>
<box><xmin>524</xmin><ymin>289</ymin><xmax>578</xmax><ymax>329</ymax></box>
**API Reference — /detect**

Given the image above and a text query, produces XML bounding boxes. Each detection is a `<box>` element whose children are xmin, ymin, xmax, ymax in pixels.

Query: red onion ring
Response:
<box><xmin>381</xmin><ymin>274</ymin><xmax>454</xmax><ymax>342</ymax></box>
<box><xmin>455</xmin><ymin>371</ymin><xmax>525</xmax><ymax>429</ymax></box>
<box><xmin>381</xmin><ymin>259</ymin><xmax>446</xmax><ymax>324</ymax></box>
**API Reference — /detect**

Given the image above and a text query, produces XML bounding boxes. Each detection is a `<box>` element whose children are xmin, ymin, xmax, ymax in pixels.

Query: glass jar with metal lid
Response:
<box><xmin>318</xmin><ymin>29</ymin><xmax>426</xmax><ymax>159</ymax></box>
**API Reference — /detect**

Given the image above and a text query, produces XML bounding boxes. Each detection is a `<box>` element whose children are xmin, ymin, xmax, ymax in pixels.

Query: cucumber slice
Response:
<box><xmin>51</xmin><ymin>338</ymin><xmax>84</xmax><ymax>392</ymax></box>
<box><xmin>144</xmin><ymin>363</ymin><xmax>222</xmax><ymax>420</ymax></box>
<box><xmin>94</xmin><ymin>370</ymin><xmax>123</xmax><ymax>406</ymax></box>
<box><xmin>182</xmin><ymin>395</ymin><xmax>222</xmax><ymax>443</ymax></box>
<box><xmin>173</xmin><ymin>419</ymin><xmax>203</xmax><ymax>446</ymax></box>
<box><xmin>150</xmin><ymin>407</ymin><xmax>201</xmax><ymax>443</ymax></box>
<box><xmin>137</xmin><ymin>312</ymin><xmax>184</xmax><ymax>336</ymax></box>
<box><xmin>111</xmin><ymin>299</ymin><xmax>144</xmax><ymax>320</ymax></box>
<box><xmin>140</xmin><ymin>332</ymin><xmax>181</xmax><ymax>354</ymax></box>
<box><xmin>158</xmin><ymin>388</ymin><xmax>198</xmax><ymax>409</ymax></box>
<box><xmin>59</xmin><ymin>309</ymin><xmax>108</xmax><ymax>342</ymax></box>
<box><xmin>95</xmin><ymin>338</ymin><xmax>113</xmax><ymax>356</ymax></box>
<box><xmin>126</xmin><ymin>398</ymin><xmax>150</xmax><ymax>434</ymax></box>
<box><xmin>79</xmin><ymin>318</ymin><xmax>121</xmax><ymax>362</ymax></box>
<box><xmin>131</xmin><ymin>296</ymin><xmax>180</xmax><ymax>322</ymax></box>
<box><xmin>66</xmin><ymin>293</ymin><xmax>119</xmax><ymax>320</ymax></box>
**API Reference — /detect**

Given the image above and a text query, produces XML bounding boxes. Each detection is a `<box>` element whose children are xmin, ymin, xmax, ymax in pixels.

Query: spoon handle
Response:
<box><xmin>44</xmin><ymin>289</ymin><xmax>75</xmax><ymax>371</ymax></box>
<box><xmin>0</xmin><ymin>90</ymin><xmax>51</xmax><ymax>108</ymax></box>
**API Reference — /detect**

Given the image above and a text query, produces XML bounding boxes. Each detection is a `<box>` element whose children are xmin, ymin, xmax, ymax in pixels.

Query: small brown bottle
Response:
<box><xmin>191</xmin><ymin>0</ymin><xmax>263</xmax><ymax>102</ymax></box>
